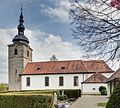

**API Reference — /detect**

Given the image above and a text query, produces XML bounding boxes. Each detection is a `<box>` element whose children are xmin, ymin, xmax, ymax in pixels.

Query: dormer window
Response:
<box><xmin>14</xmin><ymin>49</ymin><xmax>18</xmax><ymax>55</ymax></box>
<box><xmin>61</xmin><ymin>67</ymin><xmax>65</xmax><ymax>69</ymax></box>
<box><xmin>36</xmin><ymin>67</ymin><xmax>41</xmax><ymax>70</ymax></box>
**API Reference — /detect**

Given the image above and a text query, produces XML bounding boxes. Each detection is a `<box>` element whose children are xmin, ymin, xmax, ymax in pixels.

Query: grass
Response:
<box><xmin>97</xmin><ymin>102</ymin><xmax>107</xmax><ymax>107</ymax></box>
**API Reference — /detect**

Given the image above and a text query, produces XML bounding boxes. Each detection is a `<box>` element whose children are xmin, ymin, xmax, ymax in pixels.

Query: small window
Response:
<box><xmin>61</xmin><ymin>67</ymin><xmax>65</xmax><ymax>69</ymax></box>
<box><xmin>36</xmin><ymin>67</ymin><xmax>40</xmax><ymax>70</ymax></box>
<box><xmin>26</xmin><ymin>77</ymin><xmax>30</xmax><ymax>86</ymax></box>
<box><xmin>15</xmin><ymin>69</ymin><xmax>19</xmax><ymax>77</ymax></box>
<box><xmin>14</xmin><ymin>49</ymin><xmax>17</xmax><ymax>55</ymax></box>
<box><xmin>27</xmin><ymin>51</ymin><xmax>29</xmax><ymax>57</ymax></box>
<box><xmin>15</xmin><ymin>69</ymin><xmax>17</xmax><ymax>74</ymax></box>
<box><xmin>74</xmin><ymin>76</ymin><xmax>78</xmax><ymax>86</ymax></box>
<box><xmin>45</xmin><ymin>77</ymin><xmax>49</xmax><ymax>86</ymax></box>
<box><xmin>59</xmin><ymin>76</ymin><xmax>64</xmax><ymax>86</ymax></box>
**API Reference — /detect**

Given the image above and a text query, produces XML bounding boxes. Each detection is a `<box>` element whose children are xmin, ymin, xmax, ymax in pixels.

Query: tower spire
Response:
<box><xmin>18</xmin><ymin>6</ymin><xmax>25</xmax><ymax>35</ymax></box>
<box><xmin>12</xmin><ymin>6</ymin><xmax>29</xmax><ymax>44</ymax></box>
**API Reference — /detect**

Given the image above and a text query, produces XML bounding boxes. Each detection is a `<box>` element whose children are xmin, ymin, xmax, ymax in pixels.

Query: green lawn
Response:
<box><xmin>97</xmin><ymin>102</ymin><xmax>107</xmax><ymax>107</ymax></box>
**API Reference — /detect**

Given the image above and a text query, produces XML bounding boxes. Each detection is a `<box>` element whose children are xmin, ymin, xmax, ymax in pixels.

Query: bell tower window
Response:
<box><xmin>27</xmin><ymin>51</ymin><xmax>29</xmax><ymax>57</ymax></box>
<box><xmin>14</xmin><ymin>49</ymin><xmax>18</xmax><ymax>55</ymax></box>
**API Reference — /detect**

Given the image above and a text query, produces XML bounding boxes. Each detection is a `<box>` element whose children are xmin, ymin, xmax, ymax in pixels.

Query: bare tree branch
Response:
<box><xmin>69</xmin><ymin>0</ymin><xmax>120</xmax><ymax>61</ymax></box>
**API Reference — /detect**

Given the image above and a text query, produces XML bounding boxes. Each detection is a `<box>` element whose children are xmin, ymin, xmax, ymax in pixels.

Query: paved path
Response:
<box><xmin>69</xmin><ymin>95</ymin><xmax>109</xmax><ymax>108</ymax></box>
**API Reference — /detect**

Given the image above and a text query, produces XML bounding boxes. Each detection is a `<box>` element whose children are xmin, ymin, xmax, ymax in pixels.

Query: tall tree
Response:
<box><xmin>69</xmin><ymin>0</ymin><xmax>120</xmax><ymax>61</ymax></box>
<box><xmin>106</xmin><ymin>81</ymin><xmax>120</xmax><ymax>108</ymax></box>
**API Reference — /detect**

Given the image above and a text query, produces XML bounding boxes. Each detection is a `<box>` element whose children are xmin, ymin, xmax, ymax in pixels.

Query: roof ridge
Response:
<box><xmin>82</xmin><ymin>60</ymin><xmax>104</xmax><ymax>62</ymax></box>
<box><xmin>27</xmin><ymin>60</ymin><xmax>83</xmax><ymax>64</ymax></box>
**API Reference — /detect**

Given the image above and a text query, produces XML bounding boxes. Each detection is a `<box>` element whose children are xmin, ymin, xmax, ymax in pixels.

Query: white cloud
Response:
<box><xmin>0</xmin><ymin>28</ymin><xmax>83</xmax><ymax>83</ymax></box>
<box><xmin>40</xmin><ymin>0</ymin><xmax>70</xmax><ymax>23</ymax></box>
<box><xmin>0</xmin><ymin>28</ymin><xmax>16</xmax><ymax>83</ymax></box>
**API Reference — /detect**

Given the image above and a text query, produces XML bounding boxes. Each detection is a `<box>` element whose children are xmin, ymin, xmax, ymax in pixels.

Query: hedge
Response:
<box><xmin>0</xmin><ymin>94</ymin><xmax>53</xmax><ymax>108</ymax></box>
<box><xmin>63</xmin><ymin>89</ymin><xmax>81</xmax><ymax>99</ymax></box>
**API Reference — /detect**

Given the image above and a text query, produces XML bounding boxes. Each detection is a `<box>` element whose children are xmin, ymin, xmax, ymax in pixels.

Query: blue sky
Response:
<box><xmin>0</xmin><ymin>0</ymin><xmax>85</xmax><ymax>83</ymax></box>
<box><xmin>0</xmin><ymin>0</ymin><xmax>72</xmax><ymax>40</ymax></box>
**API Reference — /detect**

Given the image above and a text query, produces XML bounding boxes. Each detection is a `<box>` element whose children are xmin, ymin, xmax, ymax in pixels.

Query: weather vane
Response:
<box><xmin>21</xmin><ymin>4</ymin><xmax>23</xmax><ymax>11</ymax></box>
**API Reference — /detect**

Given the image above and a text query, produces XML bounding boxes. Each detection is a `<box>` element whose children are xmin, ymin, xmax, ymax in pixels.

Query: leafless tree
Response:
<box><xmin>69</xmin><ymin>0</ymin><xmax>120</xmax><ymax>61</ymax></box>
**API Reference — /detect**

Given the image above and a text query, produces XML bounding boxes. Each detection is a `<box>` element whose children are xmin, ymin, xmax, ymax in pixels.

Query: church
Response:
<box><xmin>8</xmin><ymin>8</ymin><xmax>114</xmax><ymax>94</ymax></box>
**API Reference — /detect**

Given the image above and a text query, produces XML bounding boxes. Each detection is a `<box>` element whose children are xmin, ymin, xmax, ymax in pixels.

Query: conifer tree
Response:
<box><xmin>106</xmin><ymin>82</ymin><xmax>120</xmax><ymax>108</ymax></box>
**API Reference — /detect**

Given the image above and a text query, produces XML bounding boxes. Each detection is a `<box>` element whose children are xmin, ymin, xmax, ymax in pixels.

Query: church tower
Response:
<box><xmin>8</xmin><ymin>8</ymin><xmax>32</xmax><ymax>91</ymax></box>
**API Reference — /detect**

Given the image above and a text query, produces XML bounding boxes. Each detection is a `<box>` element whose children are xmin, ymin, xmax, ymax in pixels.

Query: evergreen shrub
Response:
<box><xmin>64</xmin><ymin>89</ymin><xmax>81</xmax><ymax>98</ymax></box>
<box><xmin>99</xmin><ymin>86</ymin><xmax>107</xmax><ymax>95</ymax></box>
<box><xmin>106</xmin><ymin>82</ymin><xmax>120</xmax><ymax>108</ymax></box>
<box><xmin>0</xmin><ymin>94</ymin><xmax>53</xmax><ymax>108</ymax></box>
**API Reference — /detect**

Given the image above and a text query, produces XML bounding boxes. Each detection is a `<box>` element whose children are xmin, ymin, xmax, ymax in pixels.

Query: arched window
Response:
<box><xmin>14</xmin><ymin>49</ymin><xmax>17</xmax><ymax>55</ymax></box>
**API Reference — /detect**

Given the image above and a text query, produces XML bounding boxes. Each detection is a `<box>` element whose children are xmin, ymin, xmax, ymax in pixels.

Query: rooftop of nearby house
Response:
<box><xmin>21</xmin><ymin>60</ymin><xmax>114</xmax><ymax>75</ymax></box>
<box><xmin>107</xmin><ymin>68</ymin><xmax>120</xmax><ymax>82</ymax></box>
<box><xmin>82</xmin><ymin>73</ymin><xmax>108</xmax><ymax>83</ymax></box>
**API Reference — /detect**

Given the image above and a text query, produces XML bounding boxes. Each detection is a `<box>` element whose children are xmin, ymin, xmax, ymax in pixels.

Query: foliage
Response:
<box><xmin>58</xmin><ymin>95</ymin><xmax>65</xmax><ymax>101</ymax></box>
<box><xmin>57</xmin><ymin>95</ymin><xmax>68</xmax><ymax>101</ymax></box>
<box><xmin>0</xmin><ymin>93</ymin><xmax>53</xmax><ymax>108</ymax></box>
<box><xmin>97</xmin><ymin>102</ymin><xmax>107</xmax><ymax>107</ymax></box>
<box><xmin>106</xmin><ymin>82</ymin><xmax>120</xmax><ymax>108</ymax></box>
<box><xmin>64</xmin><ymin>89</ymin><xmax>81</xmax><ymax>99</ymax></box>
<box><xmin>56</xmin><ymin>89</ymin><xmax>81</xmax><ymax>101</ymax></box>
<box><xmin>101</xmin><ymin>89</ymin><xmax>107</xmax><ymax>95</ymax></box>
<box><xmin>0</xmin><ymin>83</ymin><xmax>8</xmax><ymax>91</ymax></box>
<box><xmin>69</xmin><ymin>0</ymin><xmax>120</xmax><ymax>61</ymax></box>
<box><xmin>99</xmin><ymin>86</ymin><xmax>107</xmax><ymax>95</ymax></box>
<box><xmin>99</xmin><ymin>86</ymin><xmax>106</xmax><ymax>92</ymax></box>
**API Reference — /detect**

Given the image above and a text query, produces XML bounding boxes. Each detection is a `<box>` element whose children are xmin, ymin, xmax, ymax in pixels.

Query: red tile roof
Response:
<box><xmin>107</xmin><ymin>68</ymin><xmax>120</xmax><ymax>82</ymax></box>
<box><xmin>82</xmin><ymin>73</ymin><xmax>108</xmax><ymax>83</ymax></box>
<box><xmin>21</xmin><ymin>60</ymin><xmax>114</xmax><ymax>75</ymax></box>
<box><xmin>82</xmin><ymin>60</ymin><xmax>112</xmax><ymax>72</ymax></box>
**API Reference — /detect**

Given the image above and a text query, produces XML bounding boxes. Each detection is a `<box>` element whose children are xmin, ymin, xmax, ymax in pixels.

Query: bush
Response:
<box><xmin>0</xmin><ymin>93</ymin><xmax>53</xmax><ymax>108</ymax></box>
<box><xmin>99</xmin><ymin>86</ymin><xmax>106</xmax><ymax>92</ymax></box>
<box><xmin>58</xmin><ymin>95</ymin><xmax>65</xmax><ymax>101</ymax></box>
<box><xmin>106</xmin><ymin>82</ymin><xmax>120</xmax><ymax>108</ymax></box>
<box><xmin>64</xmin><ymin>95</ymin><xmax>68</xmax><ymax>100</ymax></box>
<box><xmin>0</xmin><ymin>83</ymin><xmax>8</xmax><ymax>91</ymax></box>
<box><xmin>64</xmin><ymin>89</ymin><xmax>81</xmax><ymax>99</ymax></box>
<box><xmin>101</xmin><ymin>89</ymin><xmax>107</xmax><ymax>95</ymax></box>
<box><xmin>99</xmin><ymin>86</ymin><xmax>107</xmax><ymax>95</ymax></box>
<box><xmin>58</xmin><ymin>95</ymin><xmax>68</xmax><ymax>101</ymax></box>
